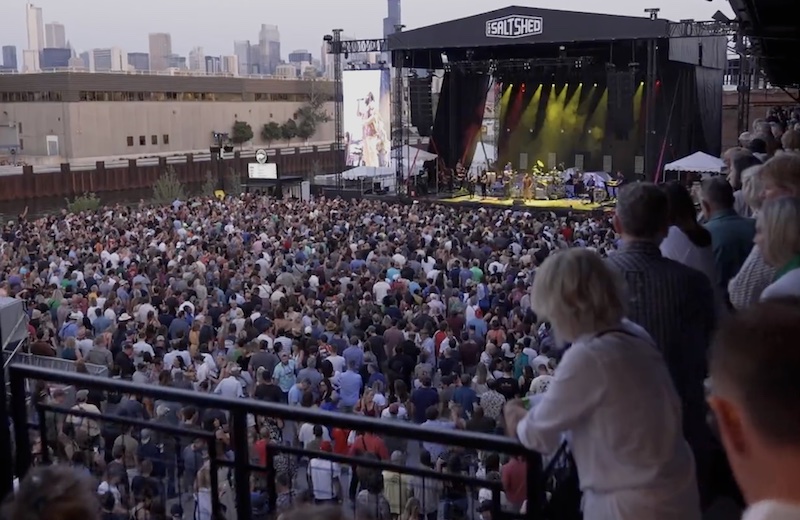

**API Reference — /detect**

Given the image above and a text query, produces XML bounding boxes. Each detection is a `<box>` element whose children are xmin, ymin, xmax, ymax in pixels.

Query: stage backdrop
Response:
<box><xmin>343</xmin><ymin>69</ymin><xmax>392</xmax><ymax>168</ymax></box>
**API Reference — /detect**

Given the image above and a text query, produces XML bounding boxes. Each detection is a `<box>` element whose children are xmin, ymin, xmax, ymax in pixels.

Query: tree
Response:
<box><xmin>65</xmin><ymin>192</ymin><xmax>101</xmax><ymax>213</ymax></box>
<box><xmin>293</xmin><ymin>93</ymin><xmax>331</xmax><ymax>142</ymax></box>
<box><xmin>296</xmin><ymin>118</ymin><xmax>315</xmax><ymax>142</ymax></box>
<box><xmin>280</xmin><ymin>119</ymin><xmax>298</xmax><ymax>146</ymax></box>
<box><xmin>231</xmin><ymin>120</ymin><xmax>254</xmax><ymax>149</ymax></box>
<box><xmin>201</xmin><ymin>170</ymin><xmax>217</xmax><ymax>197</ymax></box>
<box><xmin>261</xmin><ymin>122</ymin><xmax>282</xmax><ymax>146</ymax></box>
<box><xmin>152</xmin><ymin>166</ymin><xmax>187</xmax><ymax>204</ymax></box>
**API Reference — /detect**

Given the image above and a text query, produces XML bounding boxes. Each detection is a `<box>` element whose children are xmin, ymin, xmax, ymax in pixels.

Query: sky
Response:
<box><xmin>2</xmin><ymin>0</ymin><xmax>735</xmax><ymax>62</ymax></box>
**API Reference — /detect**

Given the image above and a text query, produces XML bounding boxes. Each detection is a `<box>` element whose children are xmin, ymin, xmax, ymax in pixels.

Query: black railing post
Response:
<box><xmin>0</xmin><ymin>364</ymin><xmax>14</xmax><ymax>498</ymax></box>
<box><xmin>207</xmin><ymin>432</ymin><xmax>221</xmax><ymax>519</ymax></box>
<box><xmin>265</xmin><ymin>449</ymin><xmax>277</xmax><ymax>513</ymax></box>
<box><xmin>37</xmin><ymin>407</ymin><xmax>51</xmax><ymax>466</ymax></box>
<box><xmin>231</xmin><ymin>410</ymin><xmax>251</xmax><ymax>520</ymax></box>
<box><xmin>10</xmin><ymin>369</ymin><xmax>31</xmax><ymax>479</ymax></box>
<box><xmin>525</xmin><ymin>452</ymin><xmax>546</xmax><ymax>518</ymax></box>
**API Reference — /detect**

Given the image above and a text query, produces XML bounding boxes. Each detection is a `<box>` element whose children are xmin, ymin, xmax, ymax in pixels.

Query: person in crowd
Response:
<box><xmin>700</xmin><ymin>176</ymin><xmax>756</xmax><ymax>299</ymax></box>
<box><xmin>754</xmin><ymin>197</ymin><xmax>800</xmax><ymax>300</ymax></box>
<box><xmin>606</xmin><ymin>182</ymin><xmax>716</xmax><ymax>496</ymax></box>
<box><xmin>659</xmin><ymin>182</ymin><xmax>725</xmax><ymax>315</ymax></box>
<box><xmin>707</xmin><ymin>299</ymin><xmax>800</xmax><ymax>519</ymax></box>
<box><xmin>3</xmin><ymin>465</ymin><xmax>100</xmax><ymax>520</ymax></box>
<box><xmin>505</xmin><ymin>248</ymin><xmax>701</xmax><ymax>520</ymax></box>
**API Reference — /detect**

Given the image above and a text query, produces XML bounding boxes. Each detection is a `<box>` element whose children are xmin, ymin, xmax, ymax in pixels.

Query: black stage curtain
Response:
<box><xmin>429</xmin><ymin>70</ymin><xmax>490</xmax><ymax>169</ymax></box>
<box><xmin>695</xmin><ymin>66</ymin><xmax>723</xmax><ymax>157</ymax></box>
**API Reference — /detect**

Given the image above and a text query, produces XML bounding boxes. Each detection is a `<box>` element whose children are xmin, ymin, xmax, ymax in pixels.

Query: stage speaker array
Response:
<box><xmin>607</xmin><ymin>70</ymin><xmax>636</xmax><ymax>139</ymax></box>
<box><xmin>410</xmin><ymin>76</ymin><xmax>434</xmax><ymax>137</ymax></box>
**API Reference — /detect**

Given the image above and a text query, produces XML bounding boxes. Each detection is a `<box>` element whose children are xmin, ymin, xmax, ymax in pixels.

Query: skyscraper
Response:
<box><xmin>188</xmin><ymin>46</ymin><xmax>205</xmax><ymax>71</ymax></box>
<box><xmin>205</xmin><ymin>56</ymin><xmax>221</xmax><ymax>74</ymax></box>
<box><xmin>258</xmin><ymin>24</ymin><xmax>281</xmax><ymax>75</ymax></box>
<box><xmin>45</xmin><ymin>22</ymin><xmax>66</xmax><ymax>48</ymax></box>
<box><xmin>233</xmin><ymin>40</ymin><xmax>250</xmax><ymax>76</ymax></box>
<box><xmin>26</xmin><ymin>3</ymin><xmax>44</xmax><ymax>51</ymax></box>
<box><xmin>383</xmin><ymin>0</ymin><xmax>402</xmax><ymax>38</ymax></box>
<box><xmin>148</xmin><ymin>33</ymin><xmax>172</xmax><ymax>71</ymax></box>
<box><xmin>93</xmin><ymin>47</ymin><xmax>125</xmax><ymax>71</ymax></box>
<box><xmin>2</xmin><ymin>46</ymin><xmax>17</xmax><ymax>71</ymax></box>
<box><xmin>127</xmin><ymin>52</ymin><xmax>150</xmax><ymax>71</ymax></box>
<box><xmin>221</xmin><ymin>55</ymin><xmax>239</xmax><ymax>75</ymax></box>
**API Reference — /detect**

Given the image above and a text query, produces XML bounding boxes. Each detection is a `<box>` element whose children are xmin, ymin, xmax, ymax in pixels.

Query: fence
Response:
<box><xmin>1</xmin><ymin>365</ymin><xmax>556</xmax><ymax>520</ymax></box>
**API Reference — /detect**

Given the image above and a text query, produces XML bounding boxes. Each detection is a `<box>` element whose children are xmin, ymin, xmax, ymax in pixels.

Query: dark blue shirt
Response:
<box><xmin>452</xmin><ymin>386</ymin><xmax>478</xmax><ymax>418</ymax></box>
<box><xmin>410</xmin><ymin>386</ymin><xmax>439</xmax><ymax>424</ymax></box>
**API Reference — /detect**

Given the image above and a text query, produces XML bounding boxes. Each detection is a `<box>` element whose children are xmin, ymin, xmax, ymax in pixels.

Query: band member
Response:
<box><xmin>522</xmin><ymin>172</ymin><xmax>533</xmax><ymax>200</ymax></box>
<box><xmin>586</xmin><ymin>174</ymin><xmax>596</xmax><ymax>203</ymax></box>
<box><xmin>479</xmin><ymin>170</ymin><xmax>488</xmax><ymax>197</ymax></box>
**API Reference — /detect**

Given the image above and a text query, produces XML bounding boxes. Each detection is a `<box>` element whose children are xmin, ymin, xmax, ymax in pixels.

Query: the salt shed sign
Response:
<box><xmin>485</xmin><ymin>15</ymin><xmax>543</xmax><ymax>39</ymax></box>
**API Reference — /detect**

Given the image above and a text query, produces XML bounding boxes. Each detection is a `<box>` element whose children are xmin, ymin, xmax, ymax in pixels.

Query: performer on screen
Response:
<box><xmin>357</xmin><ymin>92</ymin><xmax>384</xmax><ymax>167</ymax></box>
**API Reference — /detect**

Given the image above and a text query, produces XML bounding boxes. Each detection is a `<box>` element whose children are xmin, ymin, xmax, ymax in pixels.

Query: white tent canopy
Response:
<box><xmin>664</xmin><ymin>151</ymin><xmax>725</xmax><ymax>173</ymax></box>
<box><xmin>390</xmin><ymin>145</ymin><xmax>437</xmax><ymax>175</ymax></box>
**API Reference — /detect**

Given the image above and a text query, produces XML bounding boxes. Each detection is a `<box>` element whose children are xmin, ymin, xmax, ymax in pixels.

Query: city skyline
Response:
<box><xmin>1</xmin><ymin>0</ymin><xmax>733</xmax><ymax>70</ymax></box>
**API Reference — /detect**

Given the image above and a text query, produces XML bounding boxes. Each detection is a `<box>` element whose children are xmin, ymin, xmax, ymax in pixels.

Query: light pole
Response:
<box><xmin>210</xmin><ymin>131</ymin><xmax>233</xmax><ymax>190</ymax></box>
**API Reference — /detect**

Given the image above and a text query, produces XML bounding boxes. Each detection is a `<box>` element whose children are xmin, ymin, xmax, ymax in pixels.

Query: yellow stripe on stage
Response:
<box><xmin>439</xmin><ymin>195</ymin><xmax>606</xmax><ymax>211</ymax></box>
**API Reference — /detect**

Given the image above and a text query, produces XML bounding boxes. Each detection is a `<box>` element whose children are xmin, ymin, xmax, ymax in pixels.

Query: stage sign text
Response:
<box><xmin>485</xmin><ymin>15</ymin><xmax>543</xmax><ymax>39</ymax></box>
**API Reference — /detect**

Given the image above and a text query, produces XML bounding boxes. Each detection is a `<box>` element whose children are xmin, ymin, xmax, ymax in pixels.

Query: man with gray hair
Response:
<box><xmin>607</xmin><ymin>182</ymin><xmax>717</xmax><ymax>505</ymax></box>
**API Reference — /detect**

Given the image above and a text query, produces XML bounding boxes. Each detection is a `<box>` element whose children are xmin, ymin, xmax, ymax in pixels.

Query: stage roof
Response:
<box><xmin>388</xmin><ymin>6</ymin><xmax>670</xmax><ymax>53</ymax></box>
<box><xmin>729</xmin><ymin>0</ymin><xmax>800</xmax><ymax>87</ymax></box>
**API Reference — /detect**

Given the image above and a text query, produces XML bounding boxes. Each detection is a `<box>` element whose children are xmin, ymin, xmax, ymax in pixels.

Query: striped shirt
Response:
<box><xmin>606</xmin><ymin>241</ymin><xmax>716</xmax><ymax>450</ymax></box>
<box><xmin>728</xmin><ymin>245</ymin><xmax>776</xmax><ymax>310</ymax></box>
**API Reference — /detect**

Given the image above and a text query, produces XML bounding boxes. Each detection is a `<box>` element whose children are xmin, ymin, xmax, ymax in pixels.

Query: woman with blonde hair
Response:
<box><xmin>755</xmin><ymin>196</ymin><xmax>800</xmax><ymax>300</ymax></box>
<box><xmin>728</xmin><ymin>154</ymin><xmax>800</xmax><ymax>308</ymax></box>
<box><xmin>503</xmin><ymin>248</ymin><xmax>700</xmax><ymax>520</ymax></box>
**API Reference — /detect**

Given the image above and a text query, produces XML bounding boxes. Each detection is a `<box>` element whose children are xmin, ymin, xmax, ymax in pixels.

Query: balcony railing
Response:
<box><xmin>0</xmin><ymin>365</ymin><xmax>560</xmax><ymax>520</ymax></box>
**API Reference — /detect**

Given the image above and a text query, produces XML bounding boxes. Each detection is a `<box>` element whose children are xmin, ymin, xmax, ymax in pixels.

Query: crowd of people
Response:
<box><xmin>1</xmin><ymin>113</ymin><xmax>800</xmax><ymax>520</ymax></box>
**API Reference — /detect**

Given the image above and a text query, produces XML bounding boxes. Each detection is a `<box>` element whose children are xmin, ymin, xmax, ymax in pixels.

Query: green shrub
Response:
<box><xmin>224</xmin><ymin>167</ymin><xmax>243</xmax><ymax>196</ymax></box>
<box><xmin>201</xmin><ymin>170</ymin><xmax>218</xmax><ymax>197</ymax></box>
<box><xmin>152</xmin><ymin>166</ymin><xmax>187</xmax><ymax>204</ymax></box>
<box><xmin>65</xmin><ymin>192</ymin><xmax>101</xmax><ymax>213</ymax></box>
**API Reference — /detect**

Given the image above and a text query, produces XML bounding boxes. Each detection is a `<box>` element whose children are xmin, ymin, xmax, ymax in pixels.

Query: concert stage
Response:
<box><xmin>434</xmin><ymin>194</ymin><xmax>611</xmax><ymax>213</ymax></box>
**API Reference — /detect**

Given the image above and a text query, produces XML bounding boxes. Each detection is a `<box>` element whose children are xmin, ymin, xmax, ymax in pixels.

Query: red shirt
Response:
<box><xmin>331</xmin><ymin>428</ymin><xmax>351</xmax><ymax>456</ymax></box>
<box><xmin>501</xmin><ymin>458</ymin><xmax>528</xmax><ymax>507</ymax></box>
<box><xmin>347</xmin><ymin>433</ymin><xmax>389</xmax><ymax>461</ymax></box>
<box><xmin>254</xmin><ymin>438</ymin><xmax>268</xmax><ymax>466</ymax></box>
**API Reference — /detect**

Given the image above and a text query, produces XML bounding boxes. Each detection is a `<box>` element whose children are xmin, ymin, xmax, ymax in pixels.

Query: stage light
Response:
<box><xmin>656</xmin><ymin>80</ymin><xmax>661</xmax><ymax>86</ymax></box>
<box><xmin>552</xmin><ymin>83</ymin><xmax>555</xmax><ymax>87</ymax></box>
<box><xmin>640</xmin><ymin>81</ymin><xmax>645</xmax><ymax>85</ymax></box>
<box><xmin>560</xmin><ymin>129</ymin><xmax>565</xmax><ymax>133</ymax></box>
<box><xmin>593</xmin><ymin>83</ymin><xmax>598</xmax><ymax>87</ymax></box>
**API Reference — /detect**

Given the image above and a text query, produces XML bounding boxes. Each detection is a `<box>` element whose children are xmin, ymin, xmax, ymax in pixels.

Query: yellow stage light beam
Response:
<box><xmin>584</xmin><ymin>87</ymin><xmax>608</xmax><ymax>155</ymax></box>
<box><xmin>560</xmin><ymin>83</ymin><xmax>584</xmax><ymax>149</ymax></box>
<box><xmin>633</xmin><ymin>80</ymin><xmax>645</xmax><ymax>137</ymax></box>
<box><xmin>574</xmin><ymin>83</ymin><xmax>596</xmax><ymax>140</ymax></box>
<box><xmin>498</xmin><ymin>83</ymin><xmax>514</xmax><ymax>131</ymax></box>
<box><xmin>533</xmin><ymin>83</ymin><xmax>569</xmax><ymax>166</ymax></box>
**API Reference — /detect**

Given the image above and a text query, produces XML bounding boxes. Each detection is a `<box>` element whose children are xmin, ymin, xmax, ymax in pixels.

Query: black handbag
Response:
<box><xmin>542</xmin><ymin>440</ymin><xmax>583</xmax><ymax>520</ymax></box>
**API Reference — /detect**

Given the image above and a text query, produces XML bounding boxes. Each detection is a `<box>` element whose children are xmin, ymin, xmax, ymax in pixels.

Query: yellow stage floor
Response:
<box><xmin>439</xmin><ymin>195</ymin><xmax>607</xmax><ymax>211</ymax></box>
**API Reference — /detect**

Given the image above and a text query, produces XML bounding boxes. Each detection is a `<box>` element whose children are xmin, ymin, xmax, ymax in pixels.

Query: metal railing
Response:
<box><xmin>2</xmin><ymin>365</ymin><xmax>552</xmax><ymax>519</ymax></box>
<box><xmin>0</xmin><ymin>68</ymin><xmax>333</xmax><ymax>81</ymax></box>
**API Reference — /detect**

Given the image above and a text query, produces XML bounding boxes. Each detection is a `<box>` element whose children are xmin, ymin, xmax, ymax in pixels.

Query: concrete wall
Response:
<box><xmin>0</xmin><ymin>102</ymin><xmax>70</xmax><ymax>156</ymax></box>
<box><xmin>2</xmin><ymin>100</ymin><xmax>336</xmax><ymax>160</ymax></box>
